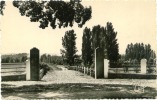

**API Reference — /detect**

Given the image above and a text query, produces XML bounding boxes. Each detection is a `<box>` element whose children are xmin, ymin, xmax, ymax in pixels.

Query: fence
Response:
<box><xmin>109</xmin><ymin>61</ymin><xmax>156</xmax><ymax>74</ymax></box>
<box><xmin>1</xmin><ymin>63</ymin><xmax>26</xmax><ymax>75</ymax></box>
<box><xmin>1</xmin><ymin>62</ymin><xmax>48</xmax><ymax>81</ymax></box>
<box><xmin>1</xmin><ymin>47</ymin><xmax>49</xmax><ymax>81</ymax></box>
<box><xmin>72</xmin><ymin>58</ymin><xmax>157</xmax><ymax>79</ymax></box>
<box><xmin>1</xmin><ymin>63</ymin><xmax>26</xmax><ymax>81</ymax></box>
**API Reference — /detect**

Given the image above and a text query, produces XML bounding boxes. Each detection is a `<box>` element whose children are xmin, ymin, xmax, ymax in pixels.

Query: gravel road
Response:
<box><xmin>2</xmin><ymin>65</ymin><xmax>157</xmax><ymax>89</ymax></box>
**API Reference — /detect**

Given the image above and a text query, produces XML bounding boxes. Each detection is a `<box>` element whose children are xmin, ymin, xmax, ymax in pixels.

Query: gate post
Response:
<box><xmin>141</xmin><ymin>59</ymin><xmax>147</xmax><ymax>74</ymax></box>
<box><xmin>90</xmin><ymin>67</ymin><xmax>92</xmax><ymax>76</ymax></box>
<box><xmin>104</xmin><ymin>59</ymin><xmax>109</xmax><ymax>78</ymax></box>
<box><xmin>30</xmin><ymin>47</ymin><xmax>40</xmax><ymax>81</ymax></box>
<box><xmin>95</xmin><ymin>47</ymin><xmax>104</xmax><ymax>79</ymax></box>
<box><xmin>84</xmin><ymin>66</ymin><xmax>85</xmax><ymax>74</ymax></box>
<box><xmin>155</xmin><ymin>58</ymin><xmax>157</xmax><ymax>74</ymax></box>
<box><xmin>26</xmin><ymin>56</ymin><xmax>30</xmax><ymax>80</ymax></box>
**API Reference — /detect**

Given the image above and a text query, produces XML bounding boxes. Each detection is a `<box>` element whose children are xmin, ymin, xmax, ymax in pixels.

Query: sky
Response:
<box><xmin>1</xmin><ymin>0</ymin><xmax>157</xmax><ymax>56</ymax></box>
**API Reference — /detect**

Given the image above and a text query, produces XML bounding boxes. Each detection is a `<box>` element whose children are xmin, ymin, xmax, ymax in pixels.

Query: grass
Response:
<box><xmin>2</xmin><ymin>83</ymin><xmax>157</xmax><ymax>99</ymax></box>
<box><xmin>48</xmin><ymin>63</ymin><xmax>62</xmax><ymax>71</ymax></box>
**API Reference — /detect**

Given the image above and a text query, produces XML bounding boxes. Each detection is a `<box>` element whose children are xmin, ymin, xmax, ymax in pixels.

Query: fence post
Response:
<box><xmin>76</xmin><ymin>65</ymin><xmax>78</xmax><ymax>71</ymax></box>
<box><xmin>84</xmin><ymin>66</ymin><xmax>85</xmax><ymax>74</ymax></box>
<box><xmin>104</xmin><ymin>59</ymin><xmax>109</xmax><ymax>78</ymax></box>
<box><xmin>87</xmin><ymin>67</ymin><xmax>88</xmax><ymax>75</ymax></box>
<box><xmin>90</xmin><ymin>67</ymin><xmax>92</xmax><ymax>76</ymax></box>
<box><xmin>155</xmin><ymin>58</ymin><xmax>157</xmax><ymax>74</ymax></box>
<box><xmin>82</xmin><ymin>66</ymin><xmax>83</xmax><ymax>72</ymax></box>
<box><xmin>141</xmin><ymin>59</ymin><xmax>147</xmax><ymax>74</ymax></box>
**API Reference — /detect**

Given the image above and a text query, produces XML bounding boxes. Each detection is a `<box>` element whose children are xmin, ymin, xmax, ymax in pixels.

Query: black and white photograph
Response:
<box><xmin>1</xmin><ymin>0</ymin><xmax>157</xmax><ymax>99</ymax></box>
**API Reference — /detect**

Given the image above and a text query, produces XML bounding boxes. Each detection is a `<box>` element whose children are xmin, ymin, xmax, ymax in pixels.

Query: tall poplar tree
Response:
<box><xmin>81</xmin><ymin>22</ymin><xmax>119</xmax><ymax>66</ymax></box>
<box><xmin>82</xmin><ymin>27</ymin><xmax>93</xmax><ymax>66</ymax></box>
<box><xmin>61</xmin><ymin>30</ymin><xmax>77</xmax><ymax>65</ymax></box>
<box><xmin>91</xmin><ymin>25</ymin><xmax>102</xmax><ymax>50</ymax></box>
<box><xmin>105</xmin><ymin>22</ymin><xmax>119</xmax><ymax>62</ymax></box>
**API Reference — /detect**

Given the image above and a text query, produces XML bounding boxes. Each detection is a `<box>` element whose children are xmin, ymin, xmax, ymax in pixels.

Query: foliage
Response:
<box><xmin>105</xmin><ymin>22</ymin><xmax>119</xmax><ymax>62</ymax></box>
<box><xmin>125</xmin><ymin>43</ymin><xmax>156</xmax><ymax>62</ymax></box>
<box><xmin>39</xmin><ymin>63</ymin><xmax>50</xmax><ymax>76</ymax></box>
<box><xmin>0</xmin><ymin>1</ymin><xmax>5</xmax><ymax>15</ymax></box>
<box><xmin>1</xmin><ymin>53</ymin><xmax>27</xmax><ymax>63</ymax></box>
<box><xmin>81</xmin><ymin>22</ymin><xmax>119</xmax><ymax>66</ymax></box>
<box><xmin>82</xmin><ymin>27</ymin><xmax>93</xmax><ymax>66</ymax></box>
<box><xmin>40</xmin><ymin>54</ymin><xmax>63</xmax><ymax>65</ymax></box>
<box><xmin>12</xmin><ymin>1</ymin><xmax>92</xmax><ymax>29</ymax></box>
<box><xmin>61</xmin><ymin>30</ymin><xmax>77</xmax><ymax>65</ymax></box>
<box><xmin>91</xmin><ymin>25</ymin><xmax>104</xmax><ymax>50</ymax></box>
<box><xmin>74</xmin><ymin>55</ymin><xmax>82</xmax><ymax>65</ymax></box>
<box><xmin>91</xmin><ymin>22</ymin><xmax>119</xmax><ymax>62</ymax></box>
<box><xmin>91</xmin><ymin>25</ymin><xmax>107</xmax><ymax>58</ymax></box>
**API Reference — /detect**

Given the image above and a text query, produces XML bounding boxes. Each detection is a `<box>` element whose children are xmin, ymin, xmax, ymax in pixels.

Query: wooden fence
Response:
<box><xmin>1</xmin><ymin>62</ymin><xmax>48</xmax><ymax>81</ymax></box>
<box><xmin>69</xmin><ymin>59</ymin><xmax>157</xmax><ymax>79</ymax></box>
<box><xmin>1</xmin><ymin>63</ymin><xmax>26</xmax><ymax>76</ymax></box>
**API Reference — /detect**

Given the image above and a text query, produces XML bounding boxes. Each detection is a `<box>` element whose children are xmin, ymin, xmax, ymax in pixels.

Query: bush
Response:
<box><xmin>66</xmin><ymin>66</ymin><xmax>76</xmax><ymax>70</ymax></box>
<box><xmin>40</xmin><ymin>63</ymin><xmax>50</xmax><ymax>76</ymax></box>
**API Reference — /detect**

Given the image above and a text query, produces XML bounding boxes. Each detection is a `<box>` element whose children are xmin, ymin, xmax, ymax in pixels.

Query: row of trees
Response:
<box><xmin>61</xmin><ymin>22</ymin><xmax>119</xmax><ymax>66</ymax></box>
<box><xmin>125</xmin><ymin>43</ymin><xmax>156</xmax><ymax>62</ymax></box>
<box><xmin>82</xmin><ymin>22</ymin><xmax>119</xmax><ymax>66</ymax></box>
<box><xmin>1</xmin><ymin>53</ymin><xmax>27</xmax><ymax>63</ymax></box>
<box><xmin>61</xmin><ymin>23</ymin><xmax>156</xmax><ymax>67</ymax></box>
<box><xmin>1</xmin><ymin>53</ymin><xmax>64</xmax><ymax>64</ymax></box>
<box><xmin>40</xmin><ymin>54</ymin><xmax>63</xmax><ymax>65</ymax></box>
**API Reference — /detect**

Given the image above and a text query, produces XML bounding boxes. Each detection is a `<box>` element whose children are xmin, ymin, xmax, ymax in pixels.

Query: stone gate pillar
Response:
<box><xmin>155</xmin><ymin>58</ymin><xmax>157</xmax><ymax>74</ymax></box>
<box><xmin>104</xmin><ymin>59</ymin><xmax>109</xmax><ymax>78</ymax></box>
<box><xmin>95</xmin><ymin>47</ymin><xmax>104</xmax><ymax>79</ymax></box>
<box><xmin>141</xmin><ymin>59</ymin><xmax>147</xmax><ymax>74</ymax></box>
<box><xmin>30</xmin><ymin>47</ymin><xmax>40</xmax><ymax>81</ymax></box>
<box><xmin>26</xmin><ymin>57</ymin><xmax>30</xmax><ymax>80</ymax></box>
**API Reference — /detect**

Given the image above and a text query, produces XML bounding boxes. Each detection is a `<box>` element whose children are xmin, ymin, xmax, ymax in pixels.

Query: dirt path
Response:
<box><xmin>42</xmin><ymin>65</ymin><xmax>157</xmax><ymax>88</ymax></box>
<box><xmin>41</xmin><ymin>65</ymin><xmax>93</xmax><ymax>82</ymax></box>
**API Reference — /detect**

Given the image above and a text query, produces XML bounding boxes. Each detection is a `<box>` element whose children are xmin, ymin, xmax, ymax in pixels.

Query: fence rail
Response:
<box><xmin>71</xmin><ymin>58</ymin><xmax>157</xmax><ymax>79</ymax></box>
<box><xmin>1</xmin><ymin>62</ymin><xmax>50</xmax><ymax>81</ymax></box>
<box><xmin>1</xmin><ymin>63</ymin><xmax>26</xmax><ymax>76</ymax></box>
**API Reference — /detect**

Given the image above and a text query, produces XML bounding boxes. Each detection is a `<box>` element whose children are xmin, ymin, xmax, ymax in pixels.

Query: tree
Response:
<box><xmin>81</xmin><ymin>22</ymin><xmax>119</xmax><ymax>67</ymax></box>
<box><xmin>125</xmin><ymin>43</ymin><xmax>156</xmax><ymax>61</ymax></box>
<box><xmin>40</xmin><ymin>54</ymin><xmax>47</xmax><ymax>62</ymax></box>
<box><xmin>5</xmin><ymin>57</ymin><xmax>11</xmax><ymax>63</ymax></box>
<box><xmin>91</xmin><ymin>25</ymin><xmax>101</xmax><ymax>50</ymax></box>
<box><xmin>105</xmin><ymin>22</ymin><xmax>119</xmax><ymax>62</ymax></box>
<box><xmin>61</xmin><ymin>30</ymin><xmax>77</xmax><ymax>65</ymax></box>
<box><xmin>82</xmin><ymin>27</ymin><xmax>93</xmax><ymax>66</ymax></box>
<box><xmin>21</xmin><ymin>56</ymin><xmax>27</xmax><ymax>62</ymax></box>
<box><xmin>1</xmin><ymin>1</ymin><xmax>92</xmax><ymax>28</ymax></box>
<box><xmin>3</xmin><ymin>1</ymin><xmax>91</xmax><ymax>29</ymax></box>
<box><xmin>145</xmin><ymin>44</ymin><xmax>152</xmax><ymax>60</ymax></box>
<box><xmin>0</xmin><ymin>1</ymin><xmax>5</xmax><ymax>15</ymax></box>
<box><xmin>91</xmin><ymin>25</ymin><xmax>107</xmax><ymax>58</ymax></box>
